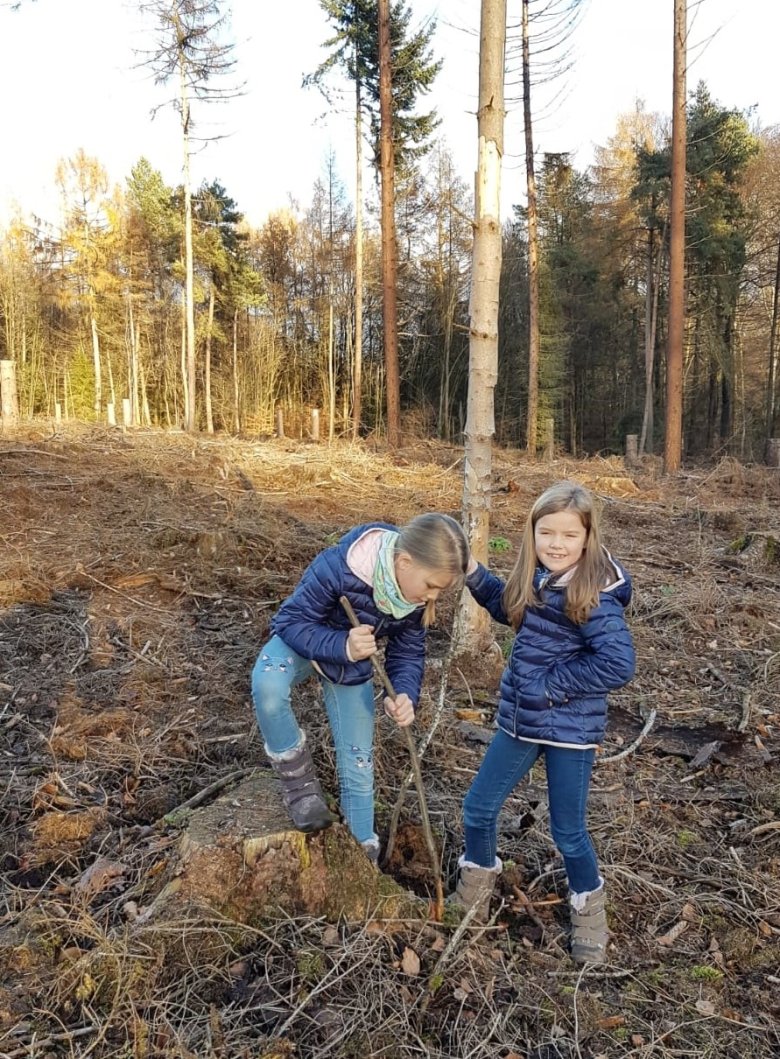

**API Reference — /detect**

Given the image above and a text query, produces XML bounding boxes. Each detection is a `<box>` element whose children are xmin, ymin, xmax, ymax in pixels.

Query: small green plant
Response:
<box><xmin>690</xmin><ymin>965</ymin><xmax>723</xmax><ymax>982</ymax></box>
<box><xmin>676</xmin><ymin>829</ymin><xmax>698</xmax><ymax>849</ymax></box>
<box><xmin>428</xmin><ymin>973</ymin><xmax>444</xmax><ymax>993</ymax></box>
<box><xmin>489</xmin><ymin>536</ymin><xmax>511</xmax><ymax>553</ymax></box>
<box><xmin>296</xmin><ymin>949</ymin><xmax>325</xmax><ymax>981</ymax></box>
<box><xmin>325</xmin><ymin>531</ymin><xmax>340</xmax><ymax>545</ymax></box>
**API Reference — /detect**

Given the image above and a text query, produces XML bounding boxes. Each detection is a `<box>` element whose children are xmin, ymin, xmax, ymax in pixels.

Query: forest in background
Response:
<box><xmin>1</xmin><ymin>5</ymin><xmax>780</xmax><ymax>462</ymax></box>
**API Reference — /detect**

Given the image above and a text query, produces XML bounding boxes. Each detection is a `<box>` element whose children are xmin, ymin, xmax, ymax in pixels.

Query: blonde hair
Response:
<box><xmin>396</xmin><ymin>513</ymin><xmax>469</xmax><ymax>626</ymax></box>
<box><xmin>503</xmin><ymin>481</ymin><xmax>612</xmax><ymax>627</ymax></box>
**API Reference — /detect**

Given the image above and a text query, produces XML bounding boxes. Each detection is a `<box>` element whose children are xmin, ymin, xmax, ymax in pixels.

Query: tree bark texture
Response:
<box><xmin>456</xmin><ymin>0</ymin><xmax>506</xmax><ymax>653</ymax></box>
<box><xmin>522</xmin><ymin>0</ymin><xmax>540</xmax><ymax>455</ymax></box>
<box><xmin>765</xmin><ymin>236</ymin><xmax>780</xmax><ymax>441</ymax></box>
<box><xmin>180</xmin><ymin>57</ymin><xmax>197</xmax><ymax>433</ymax></box>
<box><xmin>378</xmin><ymin>0</ymin><xmax>401</xmax><ymax>448</ymax></box>
<box><xmin>353</xmin><ymin>67</ymin><xmax>364</xmax><ymax>439</ymax></box>
<box><xmin>0</xmin><ymin>359</ymin><xmax>19</xmax><ymax>428</ymax></box>
<box><xmin>664</xmin><ymin>0</ymin><xmax>686</xmax><ymax>473</ymax></box>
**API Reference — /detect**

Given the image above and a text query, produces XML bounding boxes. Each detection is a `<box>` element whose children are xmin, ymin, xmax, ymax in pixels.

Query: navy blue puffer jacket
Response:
<box><xmin>466</xmin><ymin>554</ymin><xmax>635</xmax><ymax>746</ymax></box>
<box><xmin>270</xmin><ymin>523</ymin><xmax>426</xmax><ymax>702</ymax></box>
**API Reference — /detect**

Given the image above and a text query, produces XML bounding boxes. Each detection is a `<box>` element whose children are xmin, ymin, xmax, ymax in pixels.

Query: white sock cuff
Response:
<box><xmin>266</xmin><ymin>731</ymin><xmax>306</xmax><ymax>762</ymax></box>
<box><xmin>458</xmin><ymin>853</ymin><xmax>502</xmax><ymax>873</ymax></box>
<box><xmin>569</xmin><ymin>875</ymin><xmax>604</xmax><ymax>912</ymax></box>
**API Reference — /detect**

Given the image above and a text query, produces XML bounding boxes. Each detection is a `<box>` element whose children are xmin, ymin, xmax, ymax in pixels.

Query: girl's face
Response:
<box><xmin>534</xmin><ymin>509</ymin><xmax>588</xmax><ymax>573</ymax></box>
<box><xmin>395</xmin><ymin>554</ymin><xmax>457</xmax><ymax>605</ymax></box>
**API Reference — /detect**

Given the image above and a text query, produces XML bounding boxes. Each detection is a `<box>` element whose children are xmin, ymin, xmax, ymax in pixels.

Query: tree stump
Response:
<box><xmin>0</xmin><ymin>359</ymin><xmax>19</xmax><ymax>429</ymax></box>
<box><xmin>141</xmin><ymin>773</ymin><xmax>422</xmax><ymax>928</ymax></box>
<box><xmin>625</xmin><ymin>433</ymin><xmax>638</xmax><ymax>467</ymax></box>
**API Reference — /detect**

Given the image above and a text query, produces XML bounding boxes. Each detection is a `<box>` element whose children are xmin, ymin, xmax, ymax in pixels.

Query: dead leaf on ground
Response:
<box><xmin>597</xmin><ymin>1015</ymin><xmax>626</xmax><ymax>1030</ymax></box>
<box><xmin>656</xmin><ymin>920</ymin><xmax>689</xmax><ymax>946</ymax></box>
<box><xmin>401</xmin><ymin>947</ymin><xmax>420</xmax><ymax>976</ymax></box>
<box><xmin>695</xmin><ymin>999</ymin><xmax>716</xmax><ymax>1016</ymax></box>
<box><xmin>74</xmin><ymin>856</ymin><xmax>128</xmax><ymax>900</ymax></box>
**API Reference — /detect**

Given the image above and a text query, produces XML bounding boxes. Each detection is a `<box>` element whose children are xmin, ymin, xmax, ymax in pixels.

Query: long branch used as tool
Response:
<box><xmin>339</xmin><ymin>595</ymin><xmax>444</xmax><ymax>921</ymax></box>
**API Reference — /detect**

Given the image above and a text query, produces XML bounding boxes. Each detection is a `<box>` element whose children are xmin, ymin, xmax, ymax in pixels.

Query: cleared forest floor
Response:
<box><xmin>1</xmin><ymin>426</ymin><xmax>779</xmax><ymax>1059</ymax></box>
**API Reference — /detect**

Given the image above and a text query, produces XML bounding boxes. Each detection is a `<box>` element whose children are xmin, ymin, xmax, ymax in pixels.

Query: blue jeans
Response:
<box><xmin>251</xmin><ymin>635</ymin><xmax>377</xmax><ymax>844</ymax></box>
<box><xmin>463</xmin><ymin>728</ymin><xmax>599</xmax><ymax>893</ymax></box>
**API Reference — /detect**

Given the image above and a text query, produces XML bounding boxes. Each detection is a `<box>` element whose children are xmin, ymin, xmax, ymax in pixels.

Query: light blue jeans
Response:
<box><xmin>251</xmin><ymin>635</ymin><xmax>377</xmax><ymax>844</ymax></box>
<box><xmin>463</xmin><ymin>728</ymin><xmax>600</xmax><ymax>893</ymax></box>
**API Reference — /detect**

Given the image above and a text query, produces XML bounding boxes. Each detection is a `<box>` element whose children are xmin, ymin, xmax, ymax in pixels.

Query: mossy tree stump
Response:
<box><xmin>144</xmin><ymin>773</ymin><xmax>421</xmax><ymax>927</ymax></box>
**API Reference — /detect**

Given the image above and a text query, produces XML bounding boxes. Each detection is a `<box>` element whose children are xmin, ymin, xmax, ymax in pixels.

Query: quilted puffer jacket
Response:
<box><xmin>466</xmin><ymin>553</ymin><xmax>635</xmax><ymax>745</ymax></box>
<box><xmin>270</xmin><ymin>523</ymin><xmax>426</xmax><ymax>702</ymax></box>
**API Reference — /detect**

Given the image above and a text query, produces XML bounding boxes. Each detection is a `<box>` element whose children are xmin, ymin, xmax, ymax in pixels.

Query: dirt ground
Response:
<box><xmin>1</xmin><ymin>426</ymin><xmax>778</xmax><ymax>1059</ymax></box>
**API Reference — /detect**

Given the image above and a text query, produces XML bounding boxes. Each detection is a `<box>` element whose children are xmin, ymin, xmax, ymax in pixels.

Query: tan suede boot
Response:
<box><xmin>570</xmin><ymin>881</ymin><xmax>608</xmax><ymax>964</ymax></box>
<box><xmin>453</xmin><ymin>856</ymin><xmax>502</xmax><ymax>923</ymax></box>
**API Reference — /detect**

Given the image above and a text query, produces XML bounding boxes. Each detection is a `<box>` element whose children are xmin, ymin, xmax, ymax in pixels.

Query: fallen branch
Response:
<box><xmin>158</xmin><ymin>768</ymin><xmax>251</xmax><ymax>826</ymax></box>
<box><xmin>2</xmin><ymin>1024</ymin><xmax>98</xmax><ymax>1057</ymax></box>
<box><xmin>600</xmin><ymin>709</ymin><xmax>657</xmax><ymax>763</ymax></box>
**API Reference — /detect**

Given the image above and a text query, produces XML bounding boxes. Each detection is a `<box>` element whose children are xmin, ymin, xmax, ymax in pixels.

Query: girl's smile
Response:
<box><xmin>534</xmin><ymin>510</ymin><xmax>587</xmax><ymax>573</ymax></box>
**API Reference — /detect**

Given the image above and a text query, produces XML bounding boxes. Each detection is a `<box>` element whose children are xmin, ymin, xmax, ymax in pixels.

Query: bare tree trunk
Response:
<box><xmin>765</xmin><ymin>236</ymin><xmax>780</xmax><ymax>441</ymax></box>
<box><xmin>180</xmin><ymin>59</ymin><xmax>197</xmax><ymax>432</ymax></box>
<box><xmin>180</xmin><ymin>299</ymin><xmax>189</xmax><ymax>428</ymax></box>
<box><xmin>127</xmin><ymin>290</ymin><xmax>139</xmax><ymax>425</ymax></box>
<box><xmin>640</xmin><ymin>223</ymin><xmax>664</xmax><ymax>454</ymax></box>
<box><xmin>90</xmin><ymin>313</ymin><xmax>103</xmax><ymax>416</ymax></box>
<box><xmin>205</xmin><ymin>283</ymin><xmax>215</xmax><ymax>434</ymax></box>
<box><xmin>353</xmin><ymin>67</ymin><xmax>364</xmax><ymax>439</ymax></box>
<box><xmin>232</xmin><ymin>308</ymin><xmax>241</xmax><ymax>433</ymax></box>
<box><xmin>455</xmin><ymin>0</ymin><xmax>506</xmax><ymax>654</ymax></box>
<box><xmin>328</xmin><ymin>300</ymin><xmax>335</xmax><ymax>440</ymax></box>
<box><xmin>664</xmin><ymin>0</ymin><xmax>686</xmax><ymax>473</ymax></box>
<box><xmin>0</xmin><ymin>359</ymin><xmax>19</xmax><ymax>428</ymax></box>
<box><xmin>378</xmin><ymin>0</ymin><xmax>401</xmax><ymax>448</ymax></box>
<box><xmin>105</xmin><ymin>338</ymin><xmax>116</xmax><ymax>410</ymax></box>
<box><xmin>522</xmin><ymin>0</ymin><xmax>540</xmax><ymax>456</ymax></box>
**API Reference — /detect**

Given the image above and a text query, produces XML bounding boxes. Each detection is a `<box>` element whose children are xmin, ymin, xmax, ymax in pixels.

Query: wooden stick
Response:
<box><xmin>339</xmin><ymin>595</ymin><xmax>444</xmax><ymax>921</ymax></box>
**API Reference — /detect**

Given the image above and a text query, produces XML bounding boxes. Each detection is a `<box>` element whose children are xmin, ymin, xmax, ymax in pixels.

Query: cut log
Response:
<box><xmin>141</xmin><ymin>772</ymin><xmax>423</xmax><ymax>927</ymax></box>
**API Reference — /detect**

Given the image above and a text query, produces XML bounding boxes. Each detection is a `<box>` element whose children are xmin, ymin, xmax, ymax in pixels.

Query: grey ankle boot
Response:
<box><xmin>569</xmin><ymin>881</ymin><xmax>608</xmax><ymax>964</ymax></box>
<box><xmin>361</xmin><ymin>838</ymin><xmax>380</xmax><ymax>865</ymax></box>
<box><xmin>270</xmin><ymin>736</ymin><xmax>336</xmax><ymax>833</ymax></box>
<box><xmin>453</xmin><ymin>856</ymin><xmax>502</xmax><ymax>923</ymax></box>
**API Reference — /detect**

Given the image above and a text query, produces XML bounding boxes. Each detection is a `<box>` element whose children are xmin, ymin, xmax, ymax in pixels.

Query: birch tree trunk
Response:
<box><xmin>640</xmin><ymin>222</ymin><xmax>663</xmax><ymax>455</ymax></box>
<box><xmin>455</xmin><ymin>0</ymin><xmax>506</xmax><ymax>653</ymax></box>
<box><xmin>522</xmin><ymin>0</ymin><xmax>540</xmax><ymax>455</ymax></box>
<box><xmin>205</xmin><ymin>283</ymin><xmax>215</xmax><ymax>434</ymax></box>
<box><xmin>90</xmin><ymin>312</ymin><xmax>103</xmax><ymax>417</ymax></box>
<box><xmin>232</xmin><ymin>308</ymin><xmax>241</xmax><ymax>433</ymax></box>
<box><xmin>180</xmin><ymin>59</ymin><xmax>197</xmax><ymax>433</ymax></box>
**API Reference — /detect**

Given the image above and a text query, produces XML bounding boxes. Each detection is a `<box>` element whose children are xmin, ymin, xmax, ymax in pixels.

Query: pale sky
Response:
<box><xmin>0</xmin><ymin>0</ymin><xmax>777</xmax><ymax>229</ymax></box>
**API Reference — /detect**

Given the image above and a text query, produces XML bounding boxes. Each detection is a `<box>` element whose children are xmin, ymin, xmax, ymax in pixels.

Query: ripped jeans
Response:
<box><xmin>251</xmin><ymin>635</ymin><xmax>377</xmax><ymax>844</ymax></box>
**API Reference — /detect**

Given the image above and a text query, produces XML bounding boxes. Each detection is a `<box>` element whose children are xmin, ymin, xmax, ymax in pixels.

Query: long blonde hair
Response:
<box><xmin>503</xmin><ymin>482</ymin><xmax>612</xmax><ymax>627</ymax></box>
<box><xmin>396</xmin><ymin>513</ymin><xmax>469</xmax><ymax>626</ymax></box>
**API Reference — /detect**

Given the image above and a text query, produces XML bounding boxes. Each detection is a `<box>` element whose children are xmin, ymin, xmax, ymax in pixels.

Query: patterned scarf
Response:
<box><xmin>372</xmin><ymin>530</ymin><xmax>421</xmax><ymax>618</ymax></box>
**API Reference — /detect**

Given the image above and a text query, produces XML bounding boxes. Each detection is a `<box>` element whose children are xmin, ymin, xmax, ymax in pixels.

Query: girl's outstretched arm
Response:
<box><xmin>464</xmin><ymin>562</ymin><xmax>511</xmax><ymax>626</ymax></box>
<box><xmin>545</xmin><ymin>593</ymin><xmax>636</xmax><ymax>701</ymax></box>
